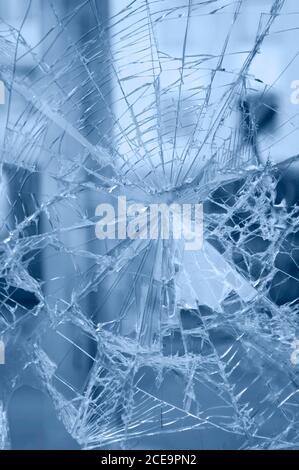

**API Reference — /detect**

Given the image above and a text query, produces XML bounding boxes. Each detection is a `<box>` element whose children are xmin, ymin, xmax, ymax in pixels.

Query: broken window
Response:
<box><xmin>0</xmin><ymin>0</ymin><xmax>299</xmax><ymax>450</ymax></box>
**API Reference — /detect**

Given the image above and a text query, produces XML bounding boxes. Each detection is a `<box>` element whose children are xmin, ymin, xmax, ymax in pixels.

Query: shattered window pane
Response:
<box><xmin>0</xmin><ymin>0</ymin><xmax>299</xmax><ymax>450</ymax></box>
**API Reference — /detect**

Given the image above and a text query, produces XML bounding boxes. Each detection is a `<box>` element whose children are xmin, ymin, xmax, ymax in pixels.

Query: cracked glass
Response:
<box><xmin>0</xmin><ymin>0</ymin><xmax>299</xmax><ymax>450</ymax></box>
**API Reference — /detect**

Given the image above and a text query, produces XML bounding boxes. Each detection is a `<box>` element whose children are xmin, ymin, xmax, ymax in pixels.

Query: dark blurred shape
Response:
<box><xmin>0</xmin><ymin>164</ymin><xmax>42</xmax><ymax>311</ymax></box>
<box><xmin>239</xmin><ymin>93</ymin><xmax>279</xmax><ymax>163</ymax></box>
